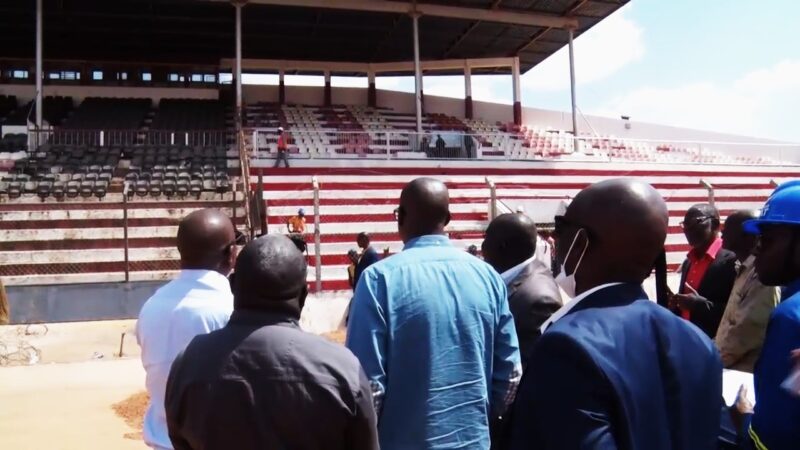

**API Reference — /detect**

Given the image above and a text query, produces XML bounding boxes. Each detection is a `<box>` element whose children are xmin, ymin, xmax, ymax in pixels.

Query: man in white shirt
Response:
<box><xmin>136</xmin><ymin>209</ymin><xmax>237</xmax><ymax>450</ymax></box>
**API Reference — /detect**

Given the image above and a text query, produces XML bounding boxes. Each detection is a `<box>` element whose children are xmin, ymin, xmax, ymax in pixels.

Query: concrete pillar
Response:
<box><xmin>464</xmin><ymin>62</ymin><xmax>473</xmax><ymax>119</ymax></box>
<box><xmin>568</xmin><ymin>28</ymin><xmax>579</xmax><ymax>151</ymax></box>
<box><xmin>511</xmin><ymin>56</ymin><xmax>521</xmax><ymax>126</ymax></box>
<box><xmin>367</xmin><ymin>70</ymin><xmax>376</xmax><ymax>107</ymax></box>
<box><xmin>278</xmin><ymin>68</ymin><xmax>285</xmax><ymax>105</ymax></box>
<box><xmin>323</xmin><ymin>70</ymin><xmax>332</xmax><ymax>106</ymax></box>
<box><xmin>412</xmin><ymin>14</ymin><xmax>423</xmax><ymax>135</ymax></box>
<box><xmin>234</xmin><ymin>2</ymin><xmax>243</xmax><ymax>133</ymax></box>
<box><xmin>35</xmin><ymin>0</ymin><xmax>43</xmax><ymax>129</ymax></box>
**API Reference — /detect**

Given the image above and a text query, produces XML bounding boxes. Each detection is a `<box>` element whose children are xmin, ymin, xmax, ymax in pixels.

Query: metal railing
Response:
<box><xmin>247</xmin><ymin>128</ymin><xmax>800</xmax><ymax>165</ymax></box>
<box><xmin>26</xmin><ymin>128</ymin><xmax>235</xmax><ymax>149</ymax></box>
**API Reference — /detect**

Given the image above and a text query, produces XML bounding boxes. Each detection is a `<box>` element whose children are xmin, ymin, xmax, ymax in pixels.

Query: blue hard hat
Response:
<box><xmin>298</xmin><ymin>208</ymin><xmax>305</xmax><ymax>215</ymax></box>
<box><xmin>743</xmin><ymin>180</ymin><xmax>800</xmax><ymax>234</ymax></box>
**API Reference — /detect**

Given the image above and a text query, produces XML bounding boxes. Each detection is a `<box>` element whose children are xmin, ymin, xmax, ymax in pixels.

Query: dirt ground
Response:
<box><xmin>0</xmin><ymin>318</ymin><xmax>348</xmax><ymax>450</ymax></box>
<box><xmin>0</xmin><ymin>357</ymin><xmax>148</xmax><ymax>450</ymax></box>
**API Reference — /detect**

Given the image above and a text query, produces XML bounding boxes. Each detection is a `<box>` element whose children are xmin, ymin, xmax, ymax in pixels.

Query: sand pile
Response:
<box><xmin>322</xmin><ymin>329</ymin><xmax>347</xmax><ymax>344</ymax></box>
<box><xmin>112</xmin><ymin>391</ymin><xmax>148</xmax><ymax>440</ymax></box>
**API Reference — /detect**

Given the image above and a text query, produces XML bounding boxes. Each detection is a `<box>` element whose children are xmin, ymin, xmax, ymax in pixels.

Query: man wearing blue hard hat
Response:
<box><xmin>731</xmin><ymin>180</ymin><xmax>800</xmax><ymax>450</ymax></box>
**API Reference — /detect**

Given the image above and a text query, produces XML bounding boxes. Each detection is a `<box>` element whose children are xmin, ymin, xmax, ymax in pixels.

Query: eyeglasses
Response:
<box><xmin>680</xmin><ymin>216</ymin><xmax>712</xmax><ymax>230</ymax></box>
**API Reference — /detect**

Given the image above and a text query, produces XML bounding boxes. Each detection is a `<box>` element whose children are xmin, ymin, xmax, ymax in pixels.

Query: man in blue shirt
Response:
<box><xmin>346</xmin><ymin>177</ymin><xmax>522</xmax><ymax>450</ymax></box>
<box><xmin>732</xmin><ymin>181</ymin><xmax>800</xmax><ymax>450</ymax></box>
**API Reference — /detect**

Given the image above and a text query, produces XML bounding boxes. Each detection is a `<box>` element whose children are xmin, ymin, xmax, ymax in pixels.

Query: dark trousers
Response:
<box><xmin>274</xmin><ymin>149</ymin><xmax>290</xmax><ymax>168</ymax></box>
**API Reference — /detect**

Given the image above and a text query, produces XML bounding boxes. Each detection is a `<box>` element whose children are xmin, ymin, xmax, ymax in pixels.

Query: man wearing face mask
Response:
<box><xmin>506</xmin><ymin>179</ymin><xmax>723</xmax><ymax>450</ymax></box>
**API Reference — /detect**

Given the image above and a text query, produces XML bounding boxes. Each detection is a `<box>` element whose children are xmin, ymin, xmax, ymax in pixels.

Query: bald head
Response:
<box><xmin>722</xmin><ymin>209</ymin><xmax>759</xmax><ymax>261</ymax></box>
<box><xmin>558</xmin><ymin>179</ymin><xmax>668</xmax><ymax>295</ymax></box>
<box><xmin>232</xmin><ymin>234</ymin><xmax>309</xmax><ymax>316</ymax></box>
<box><xmin>482</xmin><ymin>213</ymin><xmax>539</xmax><ymax>273</ymax></box>
<box><xmin>398</xmin><ymin>178</ymin><xmax>451</xmax><ymax>242</ymax></box>
<box><xmin>177</xmin><ymin>209</ymin><xmax>237</xmax><ymax>275</ymax></box>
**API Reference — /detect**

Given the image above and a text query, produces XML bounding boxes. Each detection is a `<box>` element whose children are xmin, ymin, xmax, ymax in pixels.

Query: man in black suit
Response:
<box><xmin>482</xmin><ymin>213</ymin><xmax>562</xmax><ymax>364</ymax></box>
<box><xmin>354</xmin><ymin>232</ymin><xmax>380</xmax><ymax>288</ymax></box>
<box><xmin>669</xmin><ymin>203</ymin><xmax>737</xmax><ymax>338</ymax></box>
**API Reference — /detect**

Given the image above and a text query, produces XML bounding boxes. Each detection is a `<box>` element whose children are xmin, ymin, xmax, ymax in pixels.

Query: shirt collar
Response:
<box><xmin>177</xmin><ymin>269</ymin><xmax>232</xmax><ymax>293</ymax></box>
<box><xmin>228</xmin><ymin>309</ymin><xmax>300</xmax><ymax>327</ymax></box>
<box><xmin>539</xmin><ymin>282</ymin><xmax>624</xmax><ymax>332</ymax></box>
<box><xmin>736</xmin><ymin>254</ymin><xmax>755</xmax><ymax>274</ymax></box>
<box><xmin>500</xmin><ymin>255</ymin><xmax>537</xmax><ymax>285</ymax></box>
<box><xmin>688</xmin><ymin>236</ymin><xmax>723</xmax><ymax>261</ymax></box>
<box><xmin>403</xmin><ymin>234</ymin><xmax>452</xmax><ymax>250</ymax></box>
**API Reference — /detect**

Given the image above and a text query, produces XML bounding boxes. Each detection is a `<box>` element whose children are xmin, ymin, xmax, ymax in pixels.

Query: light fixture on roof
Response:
<box><xmin>621</xmin><ymin>115</ymin><xmax>631</xmax><ymax>130</ymax></box>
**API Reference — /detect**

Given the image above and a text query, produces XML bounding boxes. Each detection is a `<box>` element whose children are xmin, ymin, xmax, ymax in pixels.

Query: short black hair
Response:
<box><xmin>288</xmin><ymin>234</ymin><xmax>307</xmax><ymax>253</ymax></box>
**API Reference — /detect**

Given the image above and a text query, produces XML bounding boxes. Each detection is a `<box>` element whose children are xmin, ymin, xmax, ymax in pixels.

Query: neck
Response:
<box><xmin>735</xmin><ymin>251</ymin><xmax>751</xmax><ymax>263</ymax></box>
<box><xmin>495</xmin><ymin>254</ymin><xmax>533</xmax><ymax>274</ymax></box>
<box><xmin>181</xmin><ymin>263</ymin><xmax>221</xmax><ymax>273</ymax></box>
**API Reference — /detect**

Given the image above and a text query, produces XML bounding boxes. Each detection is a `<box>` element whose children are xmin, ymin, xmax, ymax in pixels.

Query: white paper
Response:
<box><xmin>722</xmin><ymin>369</ymin><xmax>756</xmax><ymax>406</ymax></box>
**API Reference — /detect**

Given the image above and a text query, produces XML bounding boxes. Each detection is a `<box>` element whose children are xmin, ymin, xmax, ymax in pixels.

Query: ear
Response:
<box><xmin>297</xmin><ymin>284</ymin><xmax>309</xmax><ymax>312</ymax></box>
<box><xmin>444</xmin><ymin>212</ymin><xmax>451</xmax><ymax>226</ymax></box>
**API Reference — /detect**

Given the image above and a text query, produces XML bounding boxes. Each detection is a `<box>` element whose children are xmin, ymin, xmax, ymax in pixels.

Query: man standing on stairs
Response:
<box><xmin>287</xmin><ymin>208</ymin><xmax>306</xmax><ymax>234</ymax></box>
<box><xmin>274</xmin><ymin>126</ymin><xmax>290</xmax><ymax>168</ymax></box>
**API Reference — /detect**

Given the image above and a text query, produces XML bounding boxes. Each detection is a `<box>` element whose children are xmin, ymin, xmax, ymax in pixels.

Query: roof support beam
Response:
<box><xmin>219</xmin><ymin>56</ymin><xmax>516</xmax><ymax>74</ymax></box>
<box><xmin>204</xmin><ymin>0</ymin><xmax>579</xmax><ymax>29</ymax></box>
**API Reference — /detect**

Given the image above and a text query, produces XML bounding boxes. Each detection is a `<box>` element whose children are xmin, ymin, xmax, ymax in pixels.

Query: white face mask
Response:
<box><xmin>554</xmin><ymin>229</ymin><xmax>589</xmax><ymax>298</ymax></box>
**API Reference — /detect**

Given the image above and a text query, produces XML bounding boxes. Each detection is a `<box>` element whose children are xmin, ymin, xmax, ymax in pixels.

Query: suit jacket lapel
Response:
<box><xmin>565</xmin><ymin>283</ymin><xmax>649</xmax><ymax>318</ymax></box>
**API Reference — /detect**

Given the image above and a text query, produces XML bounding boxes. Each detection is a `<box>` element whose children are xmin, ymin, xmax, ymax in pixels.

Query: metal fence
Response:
<box><xmin>26</xmin><ymin>129</ymin><xmax>235</xmax><ymax>149</ymax></box>
<box><xmin>247</xmin><ymin>128</ymin><xmax>800</xmax><ymax>165</ymax></box>
<box><xmin>0</xmin><ymin>187</ymin><xmax>248</xmax><ymax>285</ymax></box>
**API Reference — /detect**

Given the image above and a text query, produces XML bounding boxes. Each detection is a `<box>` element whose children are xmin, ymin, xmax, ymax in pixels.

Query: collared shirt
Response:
<box><xmin>136</xmin><ymin>270</ymin><xmax>233</xmax><ymax>450</ymax></box>
<box><xmin>165</xmin><ymin>310</ymin><xmax>378</xmax><ymax>450</ymax></box>
<box><xmin>747</xmin><ymin>279</ymin><xmax>800</xmax><ymax>450</ymax></box>
<box><xmin>682</xmin><ymin>236</ymin><xmax>723</xmax><ymax>320</ymax></box>
<box><xmin>346</xmin><ymin>234</ymin><xmax>522</xmax><ymax>450</ymax></box>
<box><xmin>539</xmin><ymin>283</ymin><xmax>623</xmax><ymax>332</ymax></box>
<box><xmin>501</xmin><ymin>255</ymin><xmax>537</xmax><ymax>285</ymax></box>
<box><xmin>714</xmin><ymin>256</ymin><xmax>780</xmax><ymax>372</ymax></box>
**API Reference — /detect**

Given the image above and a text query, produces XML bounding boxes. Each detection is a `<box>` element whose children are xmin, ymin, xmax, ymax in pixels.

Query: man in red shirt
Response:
<box><xmin>274</xmin><ymin>126</ymin><xmax>290</xmax><ymax>168</ymax></box>
<box><xmin>669</xmin><ymin>203</ymin><xmax>737</xmax><ymax>338</ymax></box>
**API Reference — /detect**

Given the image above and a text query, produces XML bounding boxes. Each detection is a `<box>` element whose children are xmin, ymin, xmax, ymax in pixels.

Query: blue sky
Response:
<box><xmin>251</xmin><ymin>1</ymin><xmax>800</xmax><ymax>142</ymax></box>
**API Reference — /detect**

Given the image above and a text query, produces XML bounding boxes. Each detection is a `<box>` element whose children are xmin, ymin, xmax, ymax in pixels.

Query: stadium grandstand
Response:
<box><xmin>1</xmin><ymin>0</ymin><xmax>799</xmax><ymax>321</ymax></box>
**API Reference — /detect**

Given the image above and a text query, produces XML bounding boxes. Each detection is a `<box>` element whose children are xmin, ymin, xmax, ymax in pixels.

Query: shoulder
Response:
<box><xmin>289</xmin><ymin>329</ymin><xmax>366</xmax><ymax>387</ymax></box>
<box><xmin>174</xmin><ymin>297</ymin><xmax>232</xmax><ymax>323</ymax></box>
<box><xmin>552</xmin><ymin>299</ymin><xmax>714</xmax><ymax>354</ymax></box>
<box><xmin>773</xmin><ymin>295</ymin><xmax>800</xmax><ymax>323</ymax></box>
<box><xmin>713</xmin><ymin>249</ymin><xmax>738</xmax><ymax>267</ymax></box>
<box><xmin>511</xmin><ymin>261</ymin><xmax>561</xmax><ymax>305</ymax></box>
